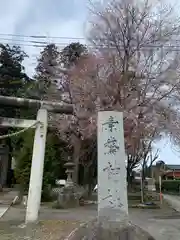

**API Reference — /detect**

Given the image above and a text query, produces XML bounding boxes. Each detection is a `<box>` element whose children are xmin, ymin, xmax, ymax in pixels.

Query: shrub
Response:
<box><xmin>12</xmin><ymin>129</ymin><xmax>67</xmax><ymax>201</ymax></box>
<box><xmin>155</xmin><ymin>180</ymin><xmax>180</xmax><ymax>192</ymax></box>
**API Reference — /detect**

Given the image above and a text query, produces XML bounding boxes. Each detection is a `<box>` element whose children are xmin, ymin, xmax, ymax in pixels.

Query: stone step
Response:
<box><xmin>0</xmin><ymin>200</ymin><xmax>14</xmax><ymax>205</ymax></box>
<box><xmin>0</xmin><ymin>190</ymin><xmax>18</xmax><ymax>205</ymax></box>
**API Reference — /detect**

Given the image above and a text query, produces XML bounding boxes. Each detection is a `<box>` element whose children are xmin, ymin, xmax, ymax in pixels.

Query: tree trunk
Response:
<box><xmin>14</xmin><ymin>184</ymin><xmax>24</xmax><ymax>205</ymax></box>
<box><xmin>127</xmin><ymin>166</ymin><xmax>133</xmax><ymax>190</ymax></box>
<box><xmin>141</xmin><ymin>161</ymin><xmax>146</xmax><ymax>203</ymax></box>
<box><xmin>87</xmin><ymin>164</ymin><xmax>93</xmax><ymax>198</ymax></box>
<box><xmin>82</xmin><ymin>166</ymin><xmax>89</xmax><ymax>198</ymax></box>
<box><xmin>83</xmin><ymin>166</ymin><xmax>88</xmax><ymax>186</ymax></box>
<box><xmin>72</xmin><ymin>136</ymin><xmax>81</xmax><ymax>184</ymax></box>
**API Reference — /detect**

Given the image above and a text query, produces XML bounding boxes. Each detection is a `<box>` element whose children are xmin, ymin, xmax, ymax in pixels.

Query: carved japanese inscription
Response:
<box><xmin>98</xmin><ymin>111</ymin><xmax>128</xmax><ymax>220</ymax></box>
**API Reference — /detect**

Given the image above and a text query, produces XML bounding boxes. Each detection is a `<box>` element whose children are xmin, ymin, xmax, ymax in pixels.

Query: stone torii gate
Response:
<box><xmin>0</xmin><ymin>95</ymin><xmax>73</xmax><ymax>223</ymax></box>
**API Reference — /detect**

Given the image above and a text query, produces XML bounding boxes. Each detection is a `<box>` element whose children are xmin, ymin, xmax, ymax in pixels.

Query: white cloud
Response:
<box><xmin>0</xmin><ymin>0</ymin><xmax>88</xmax><ymax>77</ymax></box>
<box><xmin>22</xmin><ymin>18</ymin><xmax>86</xmax><ymax>77</ymax></box>
<box><xmin>0</xmin><ymin>0</ymin><xmax>31</xmax><ymax>35</ymax></box>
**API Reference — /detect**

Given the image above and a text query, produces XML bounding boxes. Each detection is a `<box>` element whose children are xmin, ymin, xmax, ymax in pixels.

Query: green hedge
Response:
<box><xmin>155</xmin><ymin>180</ymin><xmax>180</xmax><ymax>192</ymax></box>
<box><xmin>12</xmin><ymin>129</ymin><xmax>67</xmax><ymax>201</ymax></box>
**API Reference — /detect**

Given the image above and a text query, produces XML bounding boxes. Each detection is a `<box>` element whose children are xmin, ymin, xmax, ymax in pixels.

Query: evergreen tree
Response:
<box><xmin>0</xmin><ymin>44</ymin><xmax>29</xmax><ymax>97</ymax></box>
<box><xmin>33</xmin><ymin>43</ymin><xmax>59</xmax><ymax>99</ymax></box>
<box><xmin>0</xmin><ymin>44</ymin><xmax>30</xmax><ymax>118</ymax></box>
<box><xmin>58</xmin><ymin>42</ymin><xmax>88</xmax><ymax>184</ymax></box>
<box><xmin>60</xmin><ymin>42</ymin><xmax>88</xmax><ymax>68</ymax></box>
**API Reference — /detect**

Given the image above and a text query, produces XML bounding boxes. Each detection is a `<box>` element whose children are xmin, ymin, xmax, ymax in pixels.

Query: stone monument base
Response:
<box><xmin>65</xmin><ymin>218</ymin><xmax>155</xmax><ymax>240</ymax></box>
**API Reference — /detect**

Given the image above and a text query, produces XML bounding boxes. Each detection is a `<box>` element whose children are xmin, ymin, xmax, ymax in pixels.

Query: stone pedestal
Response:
<box><xmin>65</xmin><ymin>218</ymin><xmax>155</xmax><ymax>240</ymax></box>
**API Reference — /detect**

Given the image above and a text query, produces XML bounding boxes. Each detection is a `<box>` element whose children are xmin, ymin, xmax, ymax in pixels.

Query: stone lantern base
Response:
<box><xmin>56</xmin><ymin>185</ymin><xmax>80</xmax><ymax>209</ymax></box>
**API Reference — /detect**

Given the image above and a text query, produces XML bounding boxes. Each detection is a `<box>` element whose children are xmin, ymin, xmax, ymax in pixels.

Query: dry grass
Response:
<box><xmin>0</xmin><ymin>220</ymin><xmax>81</xmax><ymax>240</ymax></box>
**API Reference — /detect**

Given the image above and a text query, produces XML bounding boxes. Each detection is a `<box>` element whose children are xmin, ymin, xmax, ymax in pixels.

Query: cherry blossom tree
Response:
<box><xmin>45</xmin><ymin>0</ymin><xmax>180</xmax><ymax>186</ymax></box>
<box><xmin>63</xmin><ymin>0</ymin><xmax>180</xmax><ymax>171</ymax></box>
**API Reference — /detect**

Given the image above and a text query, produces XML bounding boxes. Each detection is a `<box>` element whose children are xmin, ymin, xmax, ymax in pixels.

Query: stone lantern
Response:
<box><xmin>64</xmin><ymin>161</ymin><xmax>75</xmax><ymax>188</ymax></box>
<box><xmin>56</xmin><ymin>157</ymin><xmax>80</xmax><ymax>208</ymax></box>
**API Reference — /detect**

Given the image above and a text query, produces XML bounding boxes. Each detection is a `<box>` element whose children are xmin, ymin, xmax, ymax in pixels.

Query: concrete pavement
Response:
<box><xmin>131</xmin><ymin>211</ymin><xmax>180</xmax><ymax>240</ymax></box>
<box><xmin>0</xmin><ymin>190</ymin><xmax>17</xmax><ymax>219</ymax></box>
<box><xmin>163</xmin><ymin>194</ymin><xmax>180</xmax><ymax>212</ymax></box>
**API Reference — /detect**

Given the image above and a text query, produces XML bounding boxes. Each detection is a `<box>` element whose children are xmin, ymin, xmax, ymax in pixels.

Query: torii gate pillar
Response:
<box><xmin>25</xmin><ymin>108</ymin><xmax>48</xmax><ymax>223</ymax></box>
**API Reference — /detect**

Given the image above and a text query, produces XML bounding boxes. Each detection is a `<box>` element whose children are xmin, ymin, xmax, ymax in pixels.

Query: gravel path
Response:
<box><xmin>0</xmin><ymin>205</ymin><xmax>180</xmax><ymax>239</ymax></box>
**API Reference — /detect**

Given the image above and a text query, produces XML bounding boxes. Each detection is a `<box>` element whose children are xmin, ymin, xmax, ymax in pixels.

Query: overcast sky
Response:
<box><xmin>0</xmin><ymin>0</ymin><xmax>87</xmax><ymax>76</ymax></box>
<box><xmin>0</xmin><ymin>0</ymin><xmax>180</xmax><ymax>165</ymax></box>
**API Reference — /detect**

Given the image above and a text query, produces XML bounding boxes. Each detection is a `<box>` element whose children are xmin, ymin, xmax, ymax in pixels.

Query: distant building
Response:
<box><xmin>162</xmin><ymin>165</ymin><xmax>180</xmax><ymax>180</ymax></box>
<box><xmin>151</xmin><ymin>163</ymin><xmax>180</xmax><ymax>180</ymax></box>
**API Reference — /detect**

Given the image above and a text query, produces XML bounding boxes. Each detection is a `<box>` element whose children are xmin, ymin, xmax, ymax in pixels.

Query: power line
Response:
<box><xmin>0</xmin><ymin>37</ymin><xmax>180</xmax><ymax>49</ymax></box>
<box><xmin>1</xmin><ymin>32</ymin><xmax>180</xmax><ymax>43</ymax></box>
<box><xmin>1</xmin><ymin>32</ymin><xmax>180</xmax><ymax>44</ymax></box>
<box><xmin>0</xmin><ymin>42</ymin><xmax>47</xmax><ymax>48</ymax></box>
<box><xmin>0</xmin><ymin>42</ymin><xmax>81</xmax><ymax>49</ymax></box>
<box><xmin>1</xmin><ymin>34</ymin><xmax>180</xmax><ymax>52</ymax></box>
<box><xmin>2</xmin><ymin>36</ymin><xmax>180</xmax><ymax>47</ymax></box>
<box><xmin>0</xmin><ymin>37</ymin><xmax>51</xmax><ymax>44</ymax></box>
<box><xmin>0</xmin><ymin>35</ymin><xmax>86</xmax><ymax>49</ymax></box>
<box><xmin>0</xmin><ymin>37</ymin><xmax>83</xmax><ymax>47</ymax></box>
<box><xmin>3</xmin><ymin>42</ymin><xmax>180</xmax><ymax>52</ymax></box>
<box><xmin>0</xmin><ymin>33</ymin><xmax>85</xmax><ymax>40</ymax></box>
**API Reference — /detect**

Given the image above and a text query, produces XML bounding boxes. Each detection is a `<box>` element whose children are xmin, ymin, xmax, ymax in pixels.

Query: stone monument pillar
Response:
<box><xmin>98</xmin><ymin>111</ymin><xmax>128</xmax><ymax>222</ymax></box>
